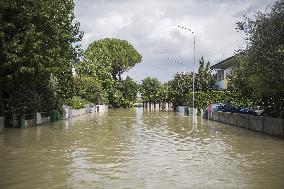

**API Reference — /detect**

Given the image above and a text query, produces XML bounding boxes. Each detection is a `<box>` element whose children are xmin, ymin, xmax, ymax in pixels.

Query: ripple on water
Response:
<box><xmin>0</xmin><ymin>109</ymin><xmax>284</xmax><ymax>189</ymax></box>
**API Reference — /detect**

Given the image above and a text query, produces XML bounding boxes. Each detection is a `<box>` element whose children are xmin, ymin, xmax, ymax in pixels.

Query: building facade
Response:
<box><xmin>211</xmin><ymin>56</ymin><xmax>239</xmax><ymax>89</ymax></box>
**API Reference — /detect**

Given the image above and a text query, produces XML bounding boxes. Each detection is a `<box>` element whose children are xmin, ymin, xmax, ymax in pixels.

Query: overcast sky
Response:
<box><xmin>74</xmin><ymin>0</ymin><xmax>273</xmax><ymax>82</ymax></box>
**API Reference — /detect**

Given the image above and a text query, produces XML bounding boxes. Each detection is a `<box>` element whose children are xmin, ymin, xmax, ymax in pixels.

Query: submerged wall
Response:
<box><xmin>208</xmin><ymin>111</ymin><xmax>284</xmax><ymax>138</ymax></box>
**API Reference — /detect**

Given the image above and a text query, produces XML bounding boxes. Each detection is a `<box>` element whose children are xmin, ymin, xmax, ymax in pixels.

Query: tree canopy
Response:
<box><xmin>0</xmin><ymin>0</ymin><xmax>82</xmax><ymax>114</ymax></box>
<box><xmin>140</xmin><ymin>77</ymin><xmax>161</xmax><ymax>103</ymax></box>
<box><xmin>231</xmin><ymin>0</ymin><xmax>284</xmax><ymax>117</ymax></box>
<box><xmin>168</xmin><ymin>73</ymin><xmax>193</xmax><ymax>106</ymax></box>
<box><xmin>81</xmin><ymin>38</ymin><xmax>142</xmax><ymax>80</ymax></box>
<box><xmin>196</xmin><ymin>57</ymin><xmax>214</xmax><ymax>92</ymax></box>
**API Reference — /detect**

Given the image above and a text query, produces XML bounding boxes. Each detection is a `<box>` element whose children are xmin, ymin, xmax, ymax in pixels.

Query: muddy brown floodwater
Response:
<box><xmin>0</xmin><ymin>108</ymin><xmax>284</xmax><ymax>189</ymax></box>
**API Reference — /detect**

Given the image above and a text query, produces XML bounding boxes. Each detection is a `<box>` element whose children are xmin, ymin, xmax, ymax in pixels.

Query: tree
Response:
<box><xmin>159</xmin><ymin>82</ymin><xmax>169</xmax><ymax>102</ymax></box>
<box><xmin>74</xmin><ymin>76</ymin><xmax>108</xmax><ymax>105</ymax></box>
<box><xmin>119</xmin><ymin>76</ymin><xmax>138</xmax><ymax>104</ymax></box>
<box><xmin>168</xmin><ymin>73</ymin><xmax>193</xmax><ymax>106</ymax></box>
<box><xmin>82</xmin><ymin>38</ymin><xmax>142</xmax><ymax>80</ymax></box>
<box><xmin>0</xmin><ymin>0</ymin><xmax>82</xmax><ymax>114</ymax></box>
<box><xmin>227</xmin><ymin>55</ymin><xmax>255</xmax><ymax>101</ymax></box>
<box><xmin>140</xmin><ymin>77</ymin><xmax>161</xmax><ymax>103</ymax></box>
<box><xmin>235</xmin><ymin>0</ymin><xmax>284</xmax><ymax>117</ymax></box>
<box><xmin>108</xmin><ymin>76</ymin><xmax>138</xmax><ymax>108</ymax></box>
<box><xmin>196</xmin><ymin>57</ymin><xmax>214</xmax><ymax>91</ymax></box>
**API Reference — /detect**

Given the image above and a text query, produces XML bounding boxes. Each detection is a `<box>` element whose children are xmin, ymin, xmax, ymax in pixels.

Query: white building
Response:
<box><xmin>211</xmin><ymin>56</ymin><xmax>239</xmax><ymax>89</ymax></box>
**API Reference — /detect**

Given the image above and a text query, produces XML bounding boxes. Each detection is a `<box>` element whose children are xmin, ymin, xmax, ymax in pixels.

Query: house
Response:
<box><xmin>71</xmin><ymin>65</ymin><xmax>76</xmax><ymax>76</ymax></box>
<box><xmin>210</xmin><ymin>55</ymin><xmax>239</xmax><ymax>89</ymax></box>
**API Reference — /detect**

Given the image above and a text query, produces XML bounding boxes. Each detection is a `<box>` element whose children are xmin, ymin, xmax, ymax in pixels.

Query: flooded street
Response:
<box><xmin>0</xmin><ymin>108</ymin><xmax>284</xmax><ymax>189</ymax></box>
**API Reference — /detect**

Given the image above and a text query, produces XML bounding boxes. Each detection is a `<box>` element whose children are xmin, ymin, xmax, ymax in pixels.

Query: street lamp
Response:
<box><xmin>177</xmin><ymin>25</ymin><xmax>196</xmax><ymax>115</ymax></box>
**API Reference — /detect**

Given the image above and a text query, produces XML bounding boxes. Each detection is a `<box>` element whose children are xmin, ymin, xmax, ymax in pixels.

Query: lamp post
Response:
<box><xmin>177</xmin><ymin>25</ymin><xmax>196</xmax><ymax>114</ymax></box>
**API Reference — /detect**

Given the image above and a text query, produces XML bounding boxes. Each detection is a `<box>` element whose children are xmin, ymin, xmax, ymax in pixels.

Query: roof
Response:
<box><xmin>210</xmin><ymin>55</ymin><xmax>237</xmax><ymax>70</ymax></box>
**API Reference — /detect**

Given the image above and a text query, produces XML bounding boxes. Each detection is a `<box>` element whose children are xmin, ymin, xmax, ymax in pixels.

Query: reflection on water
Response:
<box><xmin>0</xmin><ymin>108</ymin><xmax>284</xmax><ymax>189</ymax></box>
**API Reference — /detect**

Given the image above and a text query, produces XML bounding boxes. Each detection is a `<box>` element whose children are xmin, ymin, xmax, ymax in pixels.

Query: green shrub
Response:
<box><xmin>187</xmin><ymin>90</ymin><xmax>254</xmax><ymax>110</ymax></box>
<box><xmin>67</xmin><ymin>96</ymin><xmax>88</xmax><ymax>109</ymax></box>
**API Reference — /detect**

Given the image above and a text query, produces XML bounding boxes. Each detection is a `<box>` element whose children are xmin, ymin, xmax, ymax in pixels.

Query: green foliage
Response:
<box><xmin>227</xmin><ymin>55</ymin><xmax>255</xmax><ymax>101</ymax></box>
<box><xmin>187</xmin><ymin>90</ymin><xmax>254</xmax><ymax>110</ymax></box>
<box><xmin>108</xmin><ymin>76</ymin><xmax>138</xmax><ymax>108</ymax></box>
<box><xmin>139</xmin><ymin>57</ymin><xmax>214</xmax><ymax>106</ymax></box>
<box><xmin>168</xmin><ymin>73</ymin><xmax>193</xmax><ymax>105</ymax></box>
<box><xmin>75</xmin><ymin>38</ymin><xmax>141</xmax><ymax>108</ymax></box>
<box><xmin>140</xmin><ymin>77</ymin><xmax>161</xmax><ymax>103</ymax></box>
<box><xmin>8</xmin><ymin>75</ymin><xmax>60</xmax><ymax>114</ymax></box>
<box><xmin>8</xmin><ymin>89</ymin><xmax>42</xmax><ymax>114</ymax></box>
<box><xmin>235</xmin><ymin>0</ymin><xmax>284</xmax><ymax>117</ymax></box>
<box><xmin>74</xmin><ymin>76</ymin><xmax>108</xmax><ymax>105</ymax></box>
<box><xmin>67</xmin><ymin>96</ymin><xmax>88</xmax><ymax>109</ymax></box>
<box><xmin>0</xmin><ymin>0</ymin><xmax>82</xmax><ymax>114</ymax></box>
<box><xmin>196</xmin><ymin>57</ymin><xmax>214</xmax><ymax>91</ymax></box>
<box><xmin>56</xmin><ymin>70</ymin><xmax>75</xmax><ymax>103</ymax></box>
<box><xmin>159</xmin><ymin>82</ymin><xmax>169</xmax><ymax>102</ymax></box>
<box><xmin>80</xmin><ymin>38</ymin><xmax>142</xmax><ymax>80</ymax></box>
<box><xmin>108</xmin><ymin>89</ymin><xmax>127</xmax><ymax>108</ymax></box>
<box><xmin>119</xmin><ymin>76</ymin><xmax>138</xmax><ymax>104</ymax></box>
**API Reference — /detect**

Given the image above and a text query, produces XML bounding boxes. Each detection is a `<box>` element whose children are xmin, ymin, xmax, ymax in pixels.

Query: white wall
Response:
<box><xmin>215</xmin><ymin>80</ymin><xmax>225</xmax><ymax>89</ymax></box>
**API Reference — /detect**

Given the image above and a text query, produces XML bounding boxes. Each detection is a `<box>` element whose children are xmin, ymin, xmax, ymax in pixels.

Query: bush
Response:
<box><xmin>8</xmin><ymin>89</ymin><xmax>42</xmax><ymax>114</ymax></box>
<box><xmin>67</xmin><ymin>96</ymin><xmax>88</xmax><ymax>109</ymax></box>
<box><xmin>74</xmin><ymin>76</ymin><xmax>108</xmax><ymax>104</ymax></box>
<box><xmin>187</xmin><ymin>90</ymin><xmax>254</xmax><ymax>110</ymax></box>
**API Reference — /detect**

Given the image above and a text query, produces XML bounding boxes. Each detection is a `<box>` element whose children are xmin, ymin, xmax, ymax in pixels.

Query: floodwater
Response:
<box><xmin>0</xmin><ymin>108</ymin><xmax>284</xmax><ymax>189</ymax></box>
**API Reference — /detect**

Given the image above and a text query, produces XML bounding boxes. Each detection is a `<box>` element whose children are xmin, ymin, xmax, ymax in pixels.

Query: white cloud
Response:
<box><xmin>74</xmin><ymin>0</ymin><xmax>274</xmax><ymax>82</ymax></box>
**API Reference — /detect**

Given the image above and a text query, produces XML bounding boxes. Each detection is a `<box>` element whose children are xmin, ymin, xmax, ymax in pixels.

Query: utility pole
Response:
<box><xmin>177</xmin><ymin>26</ymin><xmax>196</xmax><ymax>114</ymax></box>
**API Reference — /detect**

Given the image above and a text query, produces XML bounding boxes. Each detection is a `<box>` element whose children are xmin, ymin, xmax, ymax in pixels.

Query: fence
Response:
<box><xmin>5</xmin><ymin>112</ymin><xmax>52</xmax><ymax>128</ymax></box>
<box><xmin>62</xmin><ymin>104</ymin><xmax>108</xmax><ymax>119</ymax></box>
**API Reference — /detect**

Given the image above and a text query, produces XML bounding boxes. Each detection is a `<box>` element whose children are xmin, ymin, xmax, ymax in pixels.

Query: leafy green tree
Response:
<box><xmin>168</xmin><ymin>73</ymin><xmax>193</xmax><ymax>106</ymax></box>
<box><xmin>0</xmin><ymin>0</ymin><xmax>82</xmax><ymax>114</ymax></box>
<box><xmin>187</xmin><ymin>90</ymin><xmax>253</xmax><ymax>111</ymax></box>
<box><xmin>140</xmin><ymin>77</ymin><xmax>161</xmax><ymax>103</ymax></box>
<box><xmin>108</xmin><ymin>76</ymin><xmax>138</xmax><ymax>108</ymax></box>
<box><xmin>159</xmin><ymin>82</ymin><xmax>169</xmax><ymax>102</ymax></box>
<box><xmin>74</xmin><ymin>76</ymin><xmax>108</xmax><ymax>105</ymax></box>
<box><xmin>227</xmin><ymin>55</ymin><xmax>255</xmax><ymax>101</ymax></box>
<box><xmin>82</xmin><ymin>38</ymin><xmax>142</xmax><ymax>80</ymax></box>
<box><xmin>119</xmin><ymin>76</ymin><xmax>138</xmax><ymax>104</ymax></box>
<box><xmin>235</xmin><ymin>0</ymin><xmax>284</xmax><ymax>117</ymax></box>
<box><xmin>108</xmin><ymin>89</ymin><xmax>126</xmax><ymax>108</ymax></box>
<box><xmin>67</xmin><ymin>96</ymin><xmax>88</xmax><ymax>109</ymax></box>
<box><xmin>196</xmin><ymin>57</ymin><xmax>214</xmax><ymax>91</ymax></box>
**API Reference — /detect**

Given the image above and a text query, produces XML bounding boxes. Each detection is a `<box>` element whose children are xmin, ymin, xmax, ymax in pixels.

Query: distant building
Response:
<box><xmin>71</xmin><ymin>65</ymin><xmax>76</xmax><ymax>76</ymax></box>
<box><xmin>210</xmin><ymin>55</ymin><xmax>239</xmax><ymax>89</ymax></box>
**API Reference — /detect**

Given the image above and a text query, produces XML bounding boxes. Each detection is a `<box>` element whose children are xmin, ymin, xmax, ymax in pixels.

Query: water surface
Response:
<box><xmin>0</xmin><ymin>108</ymin><xmax>284</xmax><ymax>188</ymax></box>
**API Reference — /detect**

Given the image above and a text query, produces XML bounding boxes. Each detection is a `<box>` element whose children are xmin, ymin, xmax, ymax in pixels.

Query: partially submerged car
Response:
<box><xmin>205</xmin><ymin>103</ymin><xmax>224</xmax><ymax>113</ymax></box>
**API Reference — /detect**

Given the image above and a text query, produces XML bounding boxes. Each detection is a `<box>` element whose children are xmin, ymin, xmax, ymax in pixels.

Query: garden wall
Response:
<box><xmin>95</xmin><ymin>105</ymin><xmax>108</xmax><ymax>112</ymax></box>
<box><xmin>176</xmin><ymin>106</ymin><xmax>187</xmax><ymax>114</ymax></box>
<box><xmin>176</xmin><ymin>106</ymin><xmax>198</xmax><ymax>116</ymax></box>
<box><xmin>208</xmin><ymin>111</ymin><xmax>284</xmax><ymax>138</ymax></box>
<box><xmin>70</xmin><ymin>108</ymin><xmax>87</xmax><ymax>117</ymax></box>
